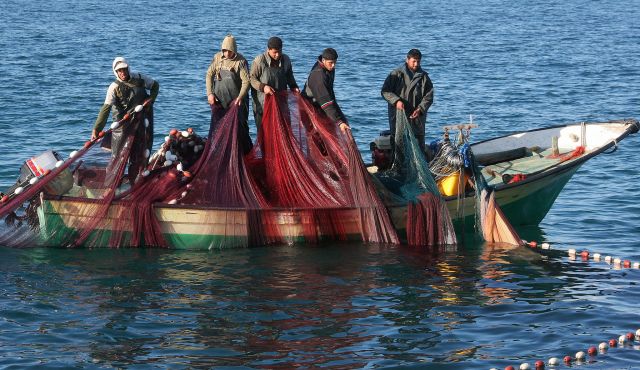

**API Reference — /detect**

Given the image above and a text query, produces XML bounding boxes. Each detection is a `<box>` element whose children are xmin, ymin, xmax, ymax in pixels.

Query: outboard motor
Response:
<box><xmin>1</xmin><ymin>150</ymin><xmax>73</xmax><ymax>197</ymax></box>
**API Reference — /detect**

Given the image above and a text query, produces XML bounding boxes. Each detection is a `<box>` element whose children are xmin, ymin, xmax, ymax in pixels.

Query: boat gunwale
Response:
<box><xmin>43</xmin><ymin>120</ymin><xmax>639</xmax><ymax>210</ymax></box>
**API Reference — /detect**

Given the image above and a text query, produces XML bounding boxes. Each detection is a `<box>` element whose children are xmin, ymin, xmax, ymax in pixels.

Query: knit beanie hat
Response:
<box><xmin>267</xmin><ymin>36</ymin><xmax>283</xmax><ymax>50</ymax></box>
<box><xmin>320</xmin><ymin>48</ymin><xmax>338</xmax><ymax>61</ymax></box>
<box><xmin>221</xmin><ymin>34</ymin><xmax>237</xmax><ymax>53</ymax></box>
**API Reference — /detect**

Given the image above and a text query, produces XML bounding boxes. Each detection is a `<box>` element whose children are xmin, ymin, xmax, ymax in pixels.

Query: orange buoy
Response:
<box><xmin>170</xmin><ymin>129</ymin><xmax>178</xmax><ymax>136</ymax></box>
<box><xmin>623</xmin><ymin>260</ymin><xmax>631</xmax><ymax>268</ymax></box>
<box><xmin>98</xmin><ymin>131</ymin><xmax>105</xmax><ymax>138</ymax></box>
<box><xmin>609</xmin><ymin>339</ymin><xmax>617</xmax><ymax>347</ymax></box>
<box><xmin>587</xmin><ymin>346</ymin><xmax>597</xmax><ymax>356</ymax></box>
<box><xmin>580</xmin><ymin>250</ymin><xmax>589</xmax><ymax>259</ymax></box>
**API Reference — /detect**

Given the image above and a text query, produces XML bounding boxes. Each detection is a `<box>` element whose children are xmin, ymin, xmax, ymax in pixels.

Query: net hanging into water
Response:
<box><xmin>0</xmin><ymin>92</ymin><xmax>401</xmax><ymax>248</ymax></box>
<box><xmin>375</xmin><ymin>111</ymin><xmax>458</xmax><ymax>246</ymax></box>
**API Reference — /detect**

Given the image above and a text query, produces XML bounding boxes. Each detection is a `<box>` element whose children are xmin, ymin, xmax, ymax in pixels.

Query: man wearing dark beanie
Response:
<box><xmin>381</xmin><ymin>48</ymin><xmax>434</xmax><ymax>154</ymax></box>
<box><xmin>302</xmin><ymin>48</ymin><xmax>349</xmax><ymax>131</ymax></box>
<box><xmin>249</xmin><ymin>36</ymin><xmax>299</xmax><ymax>130</ymax></box>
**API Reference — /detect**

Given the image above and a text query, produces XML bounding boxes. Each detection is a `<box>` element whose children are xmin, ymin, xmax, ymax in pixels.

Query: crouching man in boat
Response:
<box><xmin>206</xmin><ymin>34</ymin><xmax>252</xmax><ymax>154</ymax></box>
<box><xmin>250</xmin><ymin>36</ymin><xmax>299</xmax><ymax>132</ymax></box>
<box><xmin>91</xmin><ymin>57</ymin><xmax>159</xmax><ymax>184</ymax></box>
<box><xmin>302</xmin><ymin>48</ymin><xmax>350</xmax><ymax>132</ymax></box>
<box><xmin>381</xmin><ymin>49</ymin><xmax>433</xmax><ymax>155</ymax></box>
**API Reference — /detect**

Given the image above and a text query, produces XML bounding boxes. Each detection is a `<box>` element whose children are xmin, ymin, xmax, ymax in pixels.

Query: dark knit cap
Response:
<box><xmin>320</xmin><ymin>48</ymin><xmax>338</xmax><ymax>61</ymax></box>
<box><xmin>267</xmin><ymin>36</ymin><xmax>283</xmax><ymax>50</ymax></box>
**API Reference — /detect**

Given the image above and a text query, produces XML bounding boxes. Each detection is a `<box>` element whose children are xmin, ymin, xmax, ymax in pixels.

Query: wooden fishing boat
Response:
<box><xmin>37</xmin><ymin>119</ymin><xmax>639</xmax><ymax>249</ymax></box>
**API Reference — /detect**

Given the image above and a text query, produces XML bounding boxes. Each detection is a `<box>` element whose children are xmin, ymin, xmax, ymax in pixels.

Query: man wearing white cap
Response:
<box><xmin>92</xmin><ymin>57</ymin><xmax>159</xmax><ymax>184</ymax></box>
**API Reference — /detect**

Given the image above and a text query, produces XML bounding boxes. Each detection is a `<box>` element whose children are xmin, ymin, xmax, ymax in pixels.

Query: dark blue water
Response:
<box><xmin>1</xmin><ymin>0</ymin><xmax>640</xmax><ymax>368</ymax></box>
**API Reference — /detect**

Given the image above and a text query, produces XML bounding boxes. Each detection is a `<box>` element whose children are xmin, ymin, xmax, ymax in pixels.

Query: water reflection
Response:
<box><xmin>2</xmin><ymin>240</ymin><xmax>639</xmax><ymax>368</ymax></box>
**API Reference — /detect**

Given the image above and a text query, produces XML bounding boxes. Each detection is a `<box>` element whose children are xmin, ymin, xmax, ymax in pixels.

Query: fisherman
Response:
<box><xmin>302</xmin><ymin>48</ymin><xmax>349</xmax><ymax>132</ymax></box>
<box><xmin>205</xmin><ymin>34</ymin><xmax>252</xmax><ymax>154</ymax></box>
<box><xmin>249</xmin><ymin>36</ymin><xmax>299</xmax><ymax>131</ymax></box>
<box><xmin>381</xmin><ymin>49</ymin><xmax>433</xmax><ymax>154</ymax></box>
<box><xmin>92</xmin><ymin>57</ymin><xmax>159</xmax><ymax>184</ymax></box>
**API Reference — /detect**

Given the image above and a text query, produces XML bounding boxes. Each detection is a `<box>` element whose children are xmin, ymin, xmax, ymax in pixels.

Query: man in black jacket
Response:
<box><xmin>381</xmin><ymin>49</ymin><xmax>433</xmax><ymax>154</ymax></box>
<box><xmin>303</xmin><ymin>48</ymin><xmax>349</xmax><ymax>131</ymax></box>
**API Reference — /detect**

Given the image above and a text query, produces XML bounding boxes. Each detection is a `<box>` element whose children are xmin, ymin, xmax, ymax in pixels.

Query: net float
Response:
<box><xmin>541</xmin><ymin>243</ymin><xmax>550</xmax><ymax>249</ymax></box>
<box><xmin>98</xmin><ymin>131</ymin><xmax>105</xmax><ymax>138</ymax></box>
<box><xmin>575</xmin><ymin>351</ymin><xmax>585</xmax><ymax>361</ymax></box>
<box><xmin>70</xmin><ymin>150</ymin><xmax>78</xmax><ymax>158</ymax></box>
<box><xmin>563</xmin><ymin>356</ymin><xmax>572</xmax><ymax>363</ymax></box>
<box><xmin>534</xmin><ymin>360</ymin><xmax>544</xmax><ymax>369</ymax></box>
<box><xmin>55</xmin><ymin>160</ymin><xmax>64</xmax><ymax>168</ymax></box>
<box><xmin>547</xmin><ymin>358</ymin><xmax>559</xmax><ymax>366</ymax></box>
<box><xmin>519</xmin><ymin>363</ymin><xmax>530</xmax><ymax>370</ymax></box>
<box><xmin>144</xmin><ymin>118</ymin><xmax>149</xmax><ymax>127</ymax></box>
<box><xmin>626</xmin><ymin>332</ymin><xmax>635</xmax><ymax>341</ymax></box>
<box><xmin>593</xmin><ymin>253</ymin><xmax>601</xmax><ymax>261</ymax></box>
<box><xmin>580</xmin><ymin>250</ymin><xmax>589</xmax><ymax>259</ymax></box>
<box><xmin>609</xmin><ymin>338</ymin><xmax>617</xmax><ymax>347</ymax></box>
<box><xmin>598</xmin><ymin>342</ymin><xmax>607</xmax><ymax>351</ymax></box>
<box><xmin>587</xmin><ymin>346</ymin><xmax>597</xmax><ymax>356</ymax></box>
<box><xmin>170</xmin><ymin>129</ymin><xmax>178</xmax><ymax>136</ymax></box>
<box><xmin>624</xmin><ymin>260</ymin><xmax>631</xmax><ymax>268</ymax></box>
<box><xmin>29</xmin><ymin>177</ymin><xmax>38</xmax><ymax>185</ymax></box>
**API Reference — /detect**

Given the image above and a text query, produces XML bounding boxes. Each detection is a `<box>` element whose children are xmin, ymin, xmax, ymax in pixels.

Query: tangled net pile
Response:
<box><xmin>0</xmin><ymin>91</ymin><xmax>520</xmax><ymax>249</ymax></box>
<box><xmin>0</xmin><ymin>92</ymin><xmax>404</xmax><ymax>248</ymax></box>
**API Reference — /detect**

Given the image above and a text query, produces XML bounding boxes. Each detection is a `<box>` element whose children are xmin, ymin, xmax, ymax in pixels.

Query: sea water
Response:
<box><xmin>1</xmin><ymin>0</ymin><xmax>639</xmax><ymax>368</ymax></box>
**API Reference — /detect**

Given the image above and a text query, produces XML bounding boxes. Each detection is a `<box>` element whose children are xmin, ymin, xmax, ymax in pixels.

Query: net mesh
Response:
<box><xmin>0</xmin><ymin>92</ymin><xmax>527</xmax><ymax>249</ymax></box>
<box><xmin>0</xmin><ymin>92</ymin><xmax>405</xmax><ymax>248</ymax></box>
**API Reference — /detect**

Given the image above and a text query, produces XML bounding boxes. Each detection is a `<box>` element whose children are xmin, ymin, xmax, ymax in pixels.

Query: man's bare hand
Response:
<box><xmin>208</xmin><ymin>94</ymin><xmax>216</xmax><ymax>105</ymax></box>
<box><xmin>409</xmin><ymin>108</ymin><xmax>422</xmax><ymax>119</ymax></box>
<box><xmin>263</xmin><ymin>85</ymin><xmax>275</xmax><ymax>95</ymax></box>
<box><xmin>395</xmin><ymin>100</ymin><xmax>404</xmax><ymax>110</ymax></box>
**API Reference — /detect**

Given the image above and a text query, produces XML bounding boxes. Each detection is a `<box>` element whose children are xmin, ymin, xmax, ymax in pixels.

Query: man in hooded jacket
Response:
<box><xmin>206</xmin><ymin>34</ymin><xmax>252</xmax><ymax>154</ymax></box>
<box><xmin>92</xmin><ymin>57</ymin><xmax>159</xmax><ymax>184</ymax></box>
<box><xmin>381</xmin><ymin>49</ymin><xmax>433</xmax><ymax>154</ymax></box>
<box><xmin>302</xmin><ymin>48</ymin><xmax>349</xmax><ymax>132</ymax></box>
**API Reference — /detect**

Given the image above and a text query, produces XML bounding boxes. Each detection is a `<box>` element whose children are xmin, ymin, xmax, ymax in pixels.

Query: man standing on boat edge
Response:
<box><xmin>381</xmin><ymin>49</ymin><xmax>433</xmax><ymax>155</ymax></box>
<box><xmin>302</xmin><ymin>47</ymin><xmax>350</xmax><ymax>132</ymax></box>
<box><xmin>206</xmin><ymin>34</ymin><xmax>252</xmax><ymax>154</ymax></box>
<box><xmin>250</xmin><ymin>36</ymin><xmax>299</xmax><ymax>132</ymax></box>
<box><xmin>91</xmin><ymin>57</ymin><xmax>159</xmax><ymax>184</ymax></box>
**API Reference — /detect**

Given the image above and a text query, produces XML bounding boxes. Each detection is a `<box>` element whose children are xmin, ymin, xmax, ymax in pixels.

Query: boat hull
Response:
<box><xmin>36</xmin><ymin>119</ymin><xmax>639</xmax><ymax>249</ymax></box>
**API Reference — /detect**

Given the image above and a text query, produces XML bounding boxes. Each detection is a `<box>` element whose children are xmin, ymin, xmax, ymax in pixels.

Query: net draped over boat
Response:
<box><xmin>375</xmin><ymin>111</ymin><xmax>457</xmax><ymax>246</ymax></box>
<box><xmin>0</xmin><ymin>92</ymin><xmax>405</xmax><ymax>248</ymax></box>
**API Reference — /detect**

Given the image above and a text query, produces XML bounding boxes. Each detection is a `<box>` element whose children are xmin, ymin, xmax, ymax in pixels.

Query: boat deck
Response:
<box><xmin>482</xmin><ymin>147</ymin><xmax>585</xmax><ymax>187</ymax></box>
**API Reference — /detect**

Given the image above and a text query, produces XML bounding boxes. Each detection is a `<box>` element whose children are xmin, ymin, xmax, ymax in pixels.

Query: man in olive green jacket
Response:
<box><xmin>249</xmin><ymin>36</ymin><xmax>299</xmax><ymax>131</ymax></box>
<box><xmin>206</xmin><ymin>34</ymin><xmax>252</xmax><ymax>153</ymax></box>
<box><xmin>381</xmin><ymin>49</ymin><xmax>433</xmax><ymax>154</ymax></box>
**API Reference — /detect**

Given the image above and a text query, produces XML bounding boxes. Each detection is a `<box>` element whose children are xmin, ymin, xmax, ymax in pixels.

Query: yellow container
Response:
<box><xmin>437</xmin><ymin>172</ymin><xmax>469</xmax><ymax>196</ymax></box>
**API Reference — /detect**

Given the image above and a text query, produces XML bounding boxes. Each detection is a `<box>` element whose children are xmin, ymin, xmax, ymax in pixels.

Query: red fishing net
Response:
<box><xmin>0</xmin><ymin>92</ymin><xmax>405</xmax><ymax>249</ymax></box>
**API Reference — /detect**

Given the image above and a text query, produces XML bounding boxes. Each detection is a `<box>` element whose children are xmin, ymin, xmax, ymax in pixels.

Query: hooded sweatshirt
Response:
<box><xmin>205</xmin><ymin>35</ymin><xmax>250</xmax><ymax>107</ymax></box>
